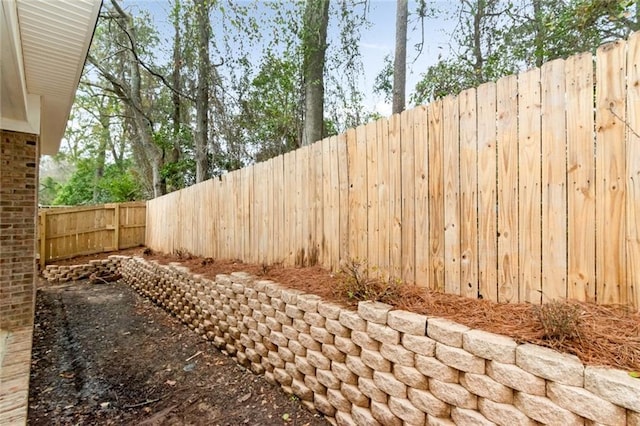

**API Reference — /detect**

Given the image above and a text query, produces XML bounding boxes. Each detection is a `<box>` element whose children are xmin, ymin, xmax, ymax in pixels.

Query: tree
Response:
<box><xmin>168</xmin><ymin>0</ymin><xmax>185</xmax><ymax>192</ymax></box>
<box><xmin>57</xmin><ymin>0</ymin><xmax>373</xmax><ymax>205</ymax></box>
<box><xmin>413</xmin><ymin>0</ymin><xmax>640</xmax><ymax>104</ymax></box>
<box><xmin>373</xmin><ymin>54</ymin><xmax>393</xmax><ymax>103</ymax></box>
<box><xmin>412</xmin><ymin>0</ymin><xmax>517</xmax><ymax>103</ymax></box>
<box><xmin>506</xmin><ymin>0</ymin><xmax>639</xmax><ymax>68</ymax></box>
<box><xmin>301</xmin><ymin>0</ymin><xmax>330</xmax><ymax>146</ymax></box>
<box><xmin>413</xmin><ymin>59</ymin><xmax>475</xmax><ymax>102</ymax></box>
<box><xmin>53</xmin><ymin>158</ymin><xmax>141</xmax><ymax>205</ymax></box>
<box><xmin>241</xmin><ymin>54</ymin><xmax>303</xmax><ymax>161</ymax></box>
<box><xmin>392</xmin><ymin>0</ymin><xmax>408</xmax><ymax>114</ymax></box>
<box><xmin>86</xmin><ymin>0</ymin><xmax>166</xmax><ymax>197</ymax></box>
<box><xmin>374</xmin><ymin>0</ymin><xmax>431</xmax><ymax>109</ymax></box>
<box><xmin>39</xmin><ymin>176</ymin><xmax>61</xmax><ymax>206</ymax></box>
<box><xmin>194</xmin><ymin>0</ymin><xmax>211</xmax><ymax>182</ymax></box>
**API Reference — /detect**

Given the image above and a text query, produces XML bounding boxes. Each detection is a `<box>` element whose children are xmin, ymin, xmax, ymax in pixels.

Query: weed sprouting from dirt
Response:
<box><xmin>334</xmin><ymin>259</ymin><xmax>403</xmax><ymax>305</ymax></box>
<box><xmin>534</xmin><ymin>300</ymin><xmax>584</xmax><ymax>345</ymax></box>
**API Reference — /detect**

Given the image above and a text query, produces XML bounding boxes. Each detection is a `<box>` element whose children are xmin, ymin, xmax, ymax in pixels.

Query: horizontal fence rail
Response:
<box><xmin>146</xmin><ymin>31</ymin><xmax>640</xmax><ymax>307</ymax></box>
<box><xmin>38</xmin><ymin>202</ymin><xmax>146</xmax><ymax>267</ymax></box>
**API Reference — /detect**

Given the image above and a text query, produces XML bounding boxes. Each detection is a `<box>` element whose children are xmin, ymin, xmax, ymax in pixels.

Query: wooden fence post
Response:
<box><xmin>39</xmin><ymin>211</ymin><xmax>46</xmax><ymax>270</ymax></box>
<box><xmin>113</xmin><ymin>203</ymin><xmax>120</xmax><ymax>250</ymax></box>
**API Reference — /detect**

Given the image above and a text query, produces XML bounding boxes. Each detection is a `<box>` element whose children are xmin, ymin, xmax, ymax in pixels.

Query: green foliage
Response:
<box><xmin>242</xmin><ymin>54</ymin><xmax>303</xmax><ymax>161</ymax></box>
<box><xmin>53</xmin><ymin>159</ymin><xmax>142</xmax><ymax>206</ymax></box>
<box><xmin>412</xmin><ymin>59</ymin><xmax>476</xmax><ymax>104</ymax></box>
<box><xmin>52</xmin><ymin>160</ymin><xmax>94</xmax><ymax>205</ymax></box>
<box><xmin>412</xmin><ymin>0</ymin><xmax>639</xmax><ymax>104</ymax></box>
<box><xmin>103</xmin><ymin>163</ymin><xmax>143</xmax><ymax>202</ymax></box>
<box><xmin>39</xmin><ymin>176</ymin><xmax>61</xmax><ymax>206</ymax></box>
<box><xmin>161</xmin><ymin>159</ymin><xmax>195</xmax><ymax>190</ymax></box>
<box><xmin>324</xmin><ymin>0</ymin><xmax>369</xmax><ymax>132</ymax></box>
<box><xmin>323</xmin><ymin>119</ymin><xmax>338</xmax><ymax>138</ymax></box>
<box><xmin>70</xmin><ymin>0</ymin><xmax>376</xmax><ymax>189</ymax></box>
<box><xmin>373</xmin><ymin>54</ymin><xmax>394</xmax><ymax>103</ymax></box>
<box><xmin>411</xmin><ymin>0</ymin><xmax>517</xmax><ymax>103</ymax></box>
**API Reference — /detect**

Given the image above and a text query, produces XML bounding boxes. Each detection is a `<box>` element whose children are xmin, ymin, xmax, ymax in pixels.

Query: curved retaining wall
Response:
<box><xmin>59</xmin><ymin>256</ymin><xmax>640</xmax><ymax>425</ymax></box>
<box><xmin>42</xmin><ymin>259</ymin><xmax>118</xmax><ymax>283</ymax></box>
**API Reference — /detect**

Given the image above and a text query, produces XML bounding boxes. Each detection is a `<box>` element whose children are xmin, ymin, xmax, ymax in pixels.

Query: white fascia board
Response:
<box><xmin>0</xmin><ymin>94</ymin><xmax>41</xmax><ymax>135</ymax></box>
<box><xmin>0</xmin><ymin>0</ymin><xmax>28</xmax><ymax>121</ymax></box>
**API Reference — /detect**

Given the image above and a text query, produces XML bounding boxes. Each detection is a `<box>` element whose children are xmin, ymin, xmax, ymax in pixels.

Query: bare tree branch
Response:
<box><xmin>86</xmin><ymin>53</ymin><xmax>154</xmax><ymax>127</ymax></box>
<box><xmin>109</xmin><ymin>0</ymin><xmax>196</xmax><ymax>102</ymax></box>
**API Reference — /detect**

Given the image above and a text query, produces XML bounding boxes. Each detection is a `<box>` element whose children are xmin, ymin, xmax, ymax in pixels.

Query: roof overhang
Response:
<box><xmin>0</xmin><ymin>0</ymin><xmax>101</xmax><ymax>155</ymax></box>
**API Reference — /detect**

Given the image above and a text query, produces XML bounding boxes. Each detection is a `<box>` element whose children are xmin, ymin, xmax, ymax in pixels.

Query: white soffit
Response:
<box><xmin>1</xmin><ymin>0</ymin><xmax>101</xmax><ymax>155</ymax></box>
<box><xmin>0</xmin><ymin>0</ymin><xmax>29</xmax><ymax>123</ymax></box>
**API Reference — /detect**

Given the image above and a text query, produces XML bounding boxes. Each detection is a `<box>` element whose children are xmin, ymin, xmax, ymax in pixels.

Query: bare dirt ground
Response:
<box><xmin>28</xmin><ymin>280</ymin><xmax>328</xmax><ymax>426</ymax></box>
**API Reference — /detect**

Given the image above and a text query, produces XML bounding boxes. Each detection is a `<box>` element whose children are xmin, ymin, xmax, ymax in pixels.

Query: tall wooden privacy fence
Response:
<box><xmin>147</xmin><ymin>32</ymin><xmax>640</xmax><ymax>308</ymax></box>
<box><xmin>38</xmin><ymin>202</ymin><xmax>146</xmax><ymax>267</ymax></box>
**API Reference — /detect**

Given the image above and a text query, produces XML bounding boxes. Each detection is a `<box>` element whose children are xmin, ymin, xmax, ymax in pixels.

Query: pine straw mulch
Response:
<box><xmin>49</xmin><ymin>247</ymin><xmax>640</xmax><ymax>373</ymax></box>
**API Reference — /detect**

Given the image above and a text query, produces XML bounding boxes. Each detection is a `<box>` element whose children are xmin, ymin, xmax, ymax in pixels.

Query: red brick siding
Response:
<box><xmin>0</xmin><ymin>130</ymin><xmax>39</xmax><ymax>330</ymax></box>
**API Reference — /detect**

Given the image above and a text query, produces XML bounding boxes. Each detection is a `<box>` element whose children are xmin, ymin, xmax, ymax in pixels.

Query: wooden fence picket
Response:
<box><xmin>142</xmin><ymin>32</ymin><xmax>640</xmax><ymax>307</ymax></box>
<box><xmin>596</xmin><ymin>40</ymin><xmax>628</xmax><ymax>305</ymax></box>
<box><xmin>443</xmin><ymin>96</ymin><xmax>461</xmax><ymax>296</ymax></box>
<box><xmin>458</xmin><ymin>88</ymin><xmax>478</xmax><ymax>300</ymax></box>
<box><xmin>566</xmin><ymin>52</ymin><xmax>596</xmax><ymax>303</ymax></box>
<box><xmin>626</xmin><ymin>32</ymin><xmax>640</xmax><ymax>310</ymax></box>
<box><xmin>476</xmin><ymin>82</ymin><xmax>498</xmax><ymax>302</ymax></box>
<box><xmin>496</xmin><ymin>74</ymin><xmax>519</xmax><ymax>302</ymax></box>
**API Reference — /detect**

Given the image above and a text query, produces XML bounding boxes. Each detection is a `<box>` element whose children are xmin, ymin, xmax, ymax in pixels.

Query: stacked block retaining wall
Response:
<box><xmin>41</xmin><ymin>260</ymin><xmax>119</xmax><ymax>283</ymax></box>
<box><xmin>57</xmin><ymin>256</ymin><xmax>640</xmax><ymax>425</ymax></box>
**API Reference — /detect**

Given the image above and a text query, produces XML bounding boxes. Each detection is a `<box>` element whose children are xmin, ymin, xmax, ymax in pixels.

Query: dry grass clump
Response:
<box><xmin>333</xmin><ymin>259</ymin><xmax>403</xmax><ymax>305</ymax></box>
<box><xmin>534</xmin><ymin>300</ymin><xmax>583</xmax><ymax>345</ymax></box>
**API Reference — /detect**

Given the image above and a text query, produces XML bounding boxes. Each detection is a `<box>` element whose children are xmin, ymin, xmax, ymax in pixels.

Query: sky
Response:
<box><xmin>355</xmin><ymin>1</ymin><xmax>458</xmax><ymax>113</ymax></box>
<box><xmin>124</xmin><ymin>1</ymin><xmax>459</xmax><ymax>115</ymax></box>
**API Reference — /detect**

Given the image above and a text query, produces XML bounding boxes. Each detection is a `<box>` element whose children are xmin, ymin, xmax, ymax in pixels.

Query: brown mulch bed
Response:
<box><xmin>48</xmin><ymin>247</ymin><xmax>640</xmax><ymax>373</ymax></box>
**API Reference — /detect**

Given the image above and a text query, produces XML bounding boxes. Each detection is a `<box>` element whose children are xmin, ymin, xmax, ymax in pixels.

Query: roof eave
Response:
<box><xmin>0</xmin><ymin>0</ymin><xmax>102</xmax><ymax>156</ymax></box>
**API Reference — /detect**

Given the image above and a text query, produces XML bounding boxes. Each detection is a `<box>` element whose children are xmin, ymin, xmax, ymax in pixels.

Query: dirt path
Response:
<box><xmin>28</xmin><ymin>281</ymin><xmax>328</xmax><ymax>426</ymax></box>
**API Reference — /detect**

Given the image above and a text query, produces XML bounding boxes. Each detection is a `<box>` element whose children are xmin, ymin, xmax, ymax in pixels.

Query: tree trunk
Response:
<box><xmin>169</xmin><ymin>0</ymin><xmax>183</xmax><ymax>191</ymax></box>
<box><xmin>195</xmin><ymin>0</ymin><xmax>210</xmax><ymax>182</ymax></box>
<box><xmin>392</xmin><ymin>0</ymin><xmax>408</xmax><ymax>114</ymax></box>
<box><xmin>301</xmin><ymin>0</ymin><xmax>330</xmax><ymax>146</ymax></box>
<box><xmin>472</xmin><ymin>0</ymin><xmax>485</xmax><ymax>83</ymax></box>
<box><xmin>172</xmin><ymin>0</ymin><xmax>182</xmax><ymax>142</ymax></box>
<box><xmin>125</xmin><ymin>111</ymin><xmax>153</xmax><ymax>195</ymax></box>
<box><xmin>112</xmin><ymin>0</ymin><xmax>164</xmax><ymax>197</ymax></box>
<box><xmin>532</xmin><ymin>0</ymin><xmax>544</xmax><ymax>68</ymax></box>
<box><xmin>93</xmin><ymin>111</ymin><xmax>110</xmax><ymax>202</ymax></box>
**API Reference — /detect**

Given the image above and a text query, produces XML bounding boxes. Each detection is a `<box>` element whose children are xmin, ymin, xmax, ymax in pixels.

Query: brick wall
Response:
<box><xmin>0</xmin><ymin>130</ymin><xmax>39</xmax><ymax>330</ymax></box>
<box><xmin>115</xmin><ymin>255</ymin><xmax>640</xmax><ymax>426</ymax></box>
